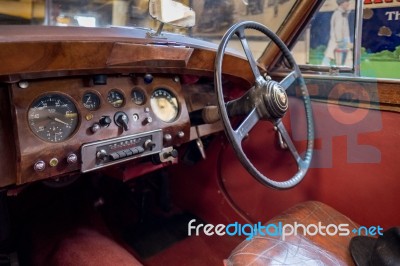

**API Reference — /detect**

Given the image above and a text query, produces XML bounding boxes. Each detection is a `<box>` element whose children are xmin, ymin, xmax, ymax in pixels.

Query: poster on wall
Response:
<box><xmin>361</xmin><ymin>1</ymin><xmax>400</xmax><ymax>78</ymax></box>
<box><xmin>307</xmin><ymin>0</ymin><xmax>400</xmax><ymax>78</ymax></box>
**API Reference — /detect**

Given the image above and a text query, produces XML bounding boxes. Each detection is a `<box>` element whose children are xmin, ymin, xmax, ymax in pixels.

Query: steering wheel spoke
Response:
<box><xmin>234</xmin><ymin>108</ymin><xmax>260</xmax><ymax>143</ymax></box>
<box><xmin>275</xmin><ymin>120</ymin><xmax>302</xmax><ymax>165</ymax></box>
<box><xmin>279</xmin><ymin>70</ymin><xmax>297</xmax><ymax>90</ymax></box>
<box><xmin>237</xmin><ymin>28</ymin><xmax>263</xmax><ymax>84</ymax></box>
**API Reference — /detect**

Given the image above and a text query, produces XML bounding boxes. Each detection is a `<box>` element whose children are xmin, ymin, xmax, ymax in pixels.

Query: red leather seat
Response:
<box><xmin>32</xmin><ymin>227</ymin><xmax>143</xmax><ymax>266</ymax></box>
<box><xmin>224</xmin><ymin>201</ymin><xmax>359</xmax><ymax>266</ymax></box>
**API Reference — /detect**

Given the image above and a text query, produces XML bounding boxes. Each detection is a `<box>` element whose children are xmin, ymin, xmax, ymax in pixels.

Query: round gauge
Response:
<box><xmin>131</xmin><ymin>88</ymin><xmax>146</xmax><ymax>105</ymax></box>
<box><xmin>107</xmin><ymin>90</ymin><xmax>125</xmax><ymax>108</ymax></box>
<box><xmin>150</xmin><ymin>89</ymin><xmax>179</xmax><ymax>122</ymax></box>
<box><xmin>28</xmin><ymin>94</ymin><xmax>79</xmax><ymax>143</ymax></box>
<box><xmin>82</xmin><ymin>92</ymin><xmax>100</xmax><ymax>110</ymax></box>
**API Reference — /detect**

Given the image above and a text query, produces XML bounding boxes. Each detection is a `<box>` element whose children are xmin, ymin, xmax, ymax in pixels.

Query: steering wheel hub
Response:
<box><xmin>263</xmin><ymin>81</ymin><xmax>288</xmax><ymax>119</ymax></box>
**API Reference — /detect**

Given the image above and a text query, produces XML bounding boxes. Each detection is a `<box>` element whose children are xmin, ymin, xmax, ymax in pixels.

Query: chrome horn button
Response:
<box><xmin>273</xmin><ymin>83</ymin><xmax>288</xmax><ymax>112</ymax></box>
<box><xmin>263</xmin><ymin>81</ymin><xmax>288</xmax><ymax>119</ymax></box>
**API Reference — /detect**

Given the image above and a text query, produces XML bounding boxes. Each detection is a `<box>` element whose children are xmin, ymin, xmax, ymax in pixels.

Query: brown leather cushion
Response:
<box><xmin>225</xmin><ymin>201</ymin><xmax>359</xmax><ymax>266</ymax></box>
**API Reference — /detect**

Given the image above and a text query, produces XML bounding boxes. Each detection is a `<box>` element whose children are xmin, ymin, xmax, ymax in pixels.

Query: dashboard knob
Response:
<box><xmin>143</xmin><ymin>139</ymin><xmax>156</xmax><ymax>150</ymax></box>
<box><xmin>91</xmin><ymin>123</ymin><xmax>101</xmax><ymax>133</ymax></box>
<box><xmin>142</xmin><ymin>116</ymin><xmax>152</xmax><ymax>125</ymax></box>
<box><xmin>99</xmin><ymin>116</ymin><xmax>112</xmax><ymax>127</ymax></box>
<box><xmin>177</xmin><ymin>131</ymin><xmax>185</xmax><ymax>138</ymax></box>
<box><xmin>163</xmin><ymin>149</ymin><xmax>178</xmax><ymax>159</ymax></box>
<box><xmin>67</xmin><ymin>153</ymin><xmax>78</xmax><ymax>164</ymax></box>
<box><xmin>144</xmin><ymin>74</ymin><xmax>153</xmax><ymax>84</ymax></box>
<box><xmin>34</xmin><ymin>160</ymin><xmax>46</xmax><ymax>172</ymax></box>
<box><xmin>114</xmin><ymin>112</ymin><xmax>129</xmax><ymax>131</ymax></box>
<box><xmin>164</xmin><ymin>134</ymin><xmax>172</xmax><ymax>142</ymax></box>
<box><xmin>96</xmin><ymin>149</ymin><xmax>108</xmax><ymax>160</ymax></box>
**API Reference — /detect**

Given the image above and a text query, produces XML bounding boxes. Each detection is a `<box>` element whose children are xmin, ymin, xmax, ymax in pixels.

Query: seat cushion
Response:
<box><xmin>225</xmin><ymin>201</ymin><xmax>359</xmax><ymax>266</ymax></box>
<box><xmin>32</xmin><ymin>227</ymin><xmax>143</xmax><ymax>266</ymax></box>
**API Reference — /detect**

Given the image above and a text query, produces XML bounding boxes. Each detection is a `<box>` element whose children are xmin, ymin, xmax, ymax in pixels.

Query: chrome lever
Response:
<box><xmin>274</xmin><ymin>126</ymin><xmax>288</xmax><ymax>150</ymax></box>
<box><xmin>196</xmin><ymin>138</ymin><xmax>207</xmax><ymax>160</ymax></box>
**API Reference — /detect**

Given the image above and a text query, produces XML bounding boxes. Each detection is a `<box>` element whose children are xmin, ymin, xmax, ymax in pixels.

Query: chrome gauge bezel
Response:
<box><xmin>27</xmin><ymin>93</ymin><xmax>79</xmax><ymax>143</ymax></box>
<box><xmin>150</xmin><ymin>88</ymin><xmax>179</xmax><ymax>123</ymax></box>
<box><xmin>131</xmin><ymin>87</ymin><xmax>146</xmax><ymax>105</ymax></box>
<box><xmin>82</xmin><ymin>91</ymin><xmax>101</xmax><ymax>111</ymax></box>
<box><xmin>107</xmin><ymin>89</ymin><xmax>125</xmax><ymax>108</ymax></box>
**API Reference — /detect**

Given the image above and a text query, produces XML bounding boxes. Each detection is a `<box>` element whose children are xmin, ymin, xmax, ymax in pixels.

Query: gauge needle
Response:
<box><xmin>54</xmin><ymin>117</ymin><xmax>69</xmax><ymax>125</ymax></box>
<box><xmin>49</xmin><ymin>116</ymin><xmax>69</xmax><ymax>126</ymax></box>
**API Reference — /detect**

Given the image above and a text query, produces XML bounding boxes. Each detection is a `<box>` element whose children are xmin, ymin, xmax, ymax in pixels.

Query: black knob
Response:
<box><xmin>163</xmin><ymin>149</ymin><xmax>178</xmax><ymax>159</ymax></box>
<box><xmin>144</xmin><ymin>74</ymin><xmax>153</xmax><ymax>84</ymax></box>
<box><xmin>99</xmin><ymin>116</ymin><xmax>112</xmax><ymax>127</ymax></box>
<box><xmin>114</xmin><ymin>112</ymin><xmax>129</xmax><ymax>131</ymax></box>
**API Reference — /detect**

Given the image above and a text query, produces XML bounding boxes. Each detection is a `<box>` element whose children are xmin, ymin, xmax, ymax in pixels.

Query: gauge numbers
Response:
<box><xmin>82</xmin><ymin>92</ymin><xmax>100</xmax><ymax>110</ymax></box>
<box><xmin>150</xmin><ymin>89</ymin><xmax>179</xmax><ymax>122</ymax></box>
<box><xmin>107</xmin><ymin>90</ymin><xmax>125</xmax><ymax>108</ymax></box>
<box><xmin>28</xmin><ymin>94</ymin><xmax>79</xmax><ymax>143</ymax></box>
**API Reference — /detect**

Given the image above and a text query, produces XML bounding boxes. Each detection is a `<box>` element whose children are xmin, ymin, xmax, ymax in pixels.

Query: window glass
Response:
<box><xmin>0</xmin><ymin>0</ymin><xmax>45</xmax><ymax>24</ymax></box>
<box><xmin>191</xmin><ymin>0</ymin><xmax>297</xmax><ymax>58</ymax></box>
<box><xmin>292</xmin><ymin>0</ymin><xmax>356</xmax><ymax>69</ymax></box>
<box><xmin>361</xmin><ymin>1</ymin><xmax>400</xmax><ymax>79</ymax></box>
<box><xmin>292</xmin><ymin>0</ymin><xmax>400</xmax><ymax>79</ymax></box>
<box><xmin>0</xmin><ymin>0</ymin><xmax>297</xmax><ymax>59</ymax></box>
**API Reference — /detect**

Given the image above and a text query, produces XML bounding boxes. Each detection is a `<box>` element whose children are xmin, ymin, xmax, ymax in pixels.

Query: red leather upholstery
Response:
<box><xmin>32</xmin><ymin>227</ymin><xmax>143</xmax><ymax>266</ymax></box>
<box><xmin>225</xmin><ymin>201</ymin><xmax>358</xmax><ymax>265</ymax></box>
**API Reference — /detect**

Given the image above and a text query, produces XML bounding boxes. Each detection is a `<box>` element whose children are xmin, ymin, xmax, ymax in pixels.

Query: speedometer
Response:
<box><xmin>150</xmin><ymin>89</ymin><xmax>179</xmax><ymax>122</ymax></box>
<box><xmin>28</xmin><ymin>94</ymin><xmax>79</xmax><ymax>142</ymax></box>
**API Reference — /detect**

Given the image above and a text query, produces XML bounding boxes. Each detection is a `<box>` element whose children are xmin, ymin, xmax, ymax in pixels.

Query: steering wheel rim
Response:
<box><xmin>214</xmin><ymin>21</ymin><xmax>314</xmax><ymax>190</ymax></box>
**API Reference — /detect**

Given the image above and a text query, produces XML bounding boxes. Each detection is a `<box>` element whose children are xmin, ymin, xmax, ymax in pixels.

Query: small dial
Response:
<box><xmin>131</xmin><ymin>88</ymin><xmax>146</xmax><ymax>105</ymax></box>
<box><xmin>150</xmin><ymin>89</ymin><xmax>179</xmax><ymax>122</ymax></box>
<box><xmin>107</xmin><ymin>90</ymin><xmax>125</xmax><ymax>108</ymax></box>
<box><xmin>28</xmin><ymin>94</ymin><xmax>79</xmax><ymax>142</ymax></box>
<box><xmin>82</xmin><ymin>92</ymin><xmax>100</xmax><ymax>110</ymax></box>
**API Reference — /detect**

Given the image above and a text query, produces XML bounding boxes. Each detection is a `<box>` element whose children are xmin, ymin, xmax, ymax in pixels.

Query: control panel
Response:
<box><xmin>81</xmin><ymin>130</ymin><xmax>163</xmax><ymax>172</ymax></box>
<box><xmin>11</xmin><ymin>74</ymin><xmax>190</xmax><ymax>185</ymax></box>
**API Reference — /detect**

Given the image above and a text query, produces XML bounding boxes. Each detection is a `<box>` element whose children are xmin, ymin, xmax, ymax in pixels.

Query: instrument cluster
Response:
<box><xmin>27</xmin><ymin>86</ymin><xmax>180</xmax><ymax>143</ymax></box>
<box><xmin>11</xmin><ymin>74</ymin><xmax>190</xmax><ymax>184</ymax></box>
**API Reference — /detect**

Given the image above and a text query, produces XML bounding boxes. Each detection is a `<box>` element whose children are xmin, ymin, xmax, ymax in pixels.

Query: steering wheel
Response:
<box><xmin>214</xmin><ymin>21</ymin><xmax>314</xmax><ymax>189</ymax></box>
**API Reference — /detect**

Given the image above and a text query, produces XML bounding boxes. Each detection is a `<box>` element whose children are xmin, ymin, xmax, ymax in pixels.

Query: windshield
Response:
<box><xmin>0</xmin><ymin>0</ymin><xmax>297</xmax><ymax>46</ymax></box>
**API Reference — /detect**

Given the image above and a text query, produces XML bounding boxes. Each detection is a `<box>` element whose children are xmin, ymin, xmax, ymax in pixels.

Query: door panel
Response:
<box><xmin>219</xmin><ymin>79</ymin><xmax>400</xmax><ymax>229</ymax></box>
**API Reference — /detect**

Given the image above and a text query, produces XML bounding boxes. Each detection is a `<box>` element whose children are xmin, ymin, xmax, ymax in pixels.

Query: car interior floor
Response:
<box><xmin>3</xmin><ymin>167</ymin><xmax>244</xmax><ymax>265</ymax></box>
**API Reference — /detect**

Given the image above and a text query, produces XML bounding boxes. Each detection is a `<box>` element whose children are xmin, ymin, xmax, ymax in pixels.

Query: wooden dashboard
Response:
<box><xmin>0</xmin><ymin>25</ymin><xmax>253</xmax><ymax>188</ymax></box>
<box><xmin>10</xmin><ymin>74</ymin><xmax>191</xmax><ymax>184</ymax></box>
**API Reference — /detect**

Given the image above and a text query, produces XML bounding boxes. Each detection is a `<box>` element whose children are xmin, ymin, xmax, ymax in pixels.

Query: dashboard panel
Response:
<box><xmin>10</xmin><ymin>74</ymin><xmax>190</xmax><ymax>184</ymax></box>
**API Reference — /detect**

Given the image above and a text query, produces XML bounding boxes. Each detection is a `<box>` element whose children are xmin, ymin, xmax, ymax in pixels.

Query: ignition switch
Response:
<box><xmin>114</xmin><ymin>112</ymin><xmax>129</xmax><ymax>131</ymax></box>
